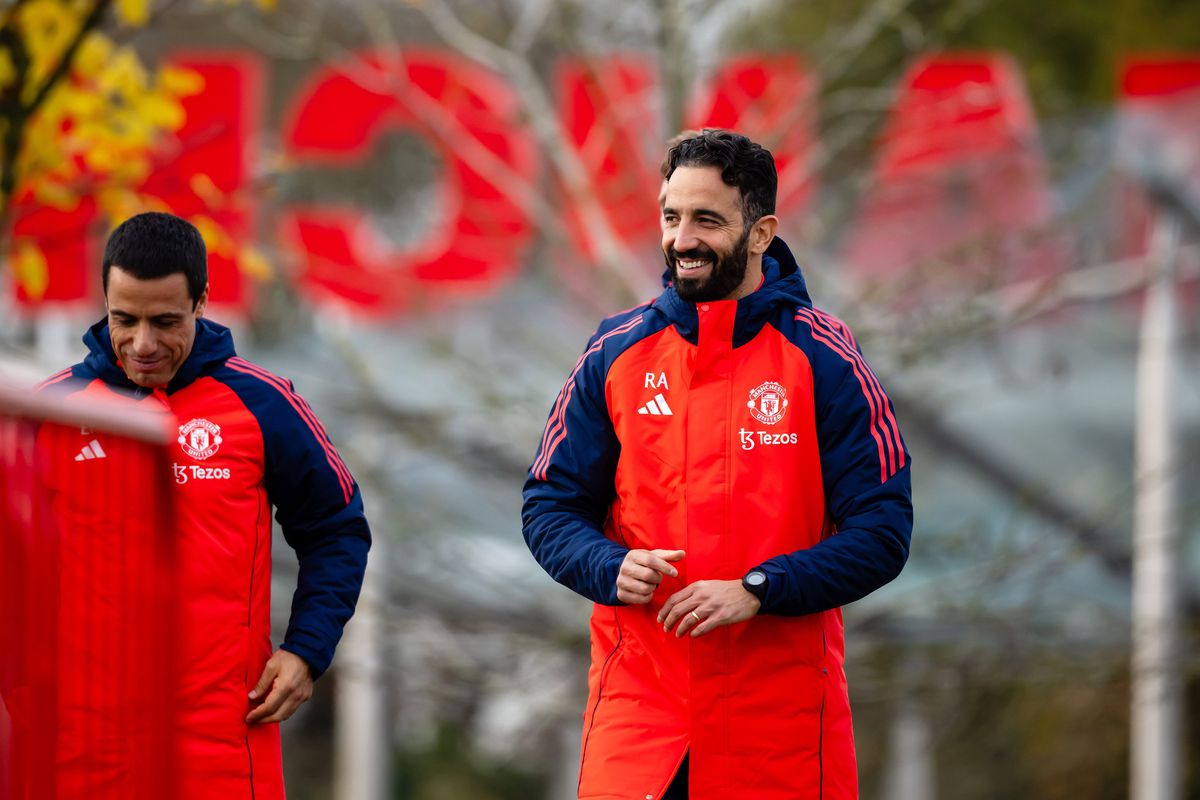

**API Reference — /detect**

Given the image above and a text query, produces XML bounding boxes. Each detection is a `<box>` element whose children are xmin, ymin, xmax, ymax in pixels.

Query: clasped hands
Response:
<box><xmin>616</xmin><ymin>548</ymin><xmax>761</xmax><ymax>638</ymax></box>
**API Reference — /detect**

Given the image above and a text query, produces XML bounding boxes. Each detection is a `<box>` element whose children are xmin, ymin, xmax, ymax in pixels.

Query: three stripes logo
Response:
<box><xmin>637</xmin><ymin>393</ymin><xmax>674</xmax><ymax>416</ymax></box>
<box><xmin>74</xmin><ymin>439</ymin><xmax>107</xmax><ymax>461</ymax></box>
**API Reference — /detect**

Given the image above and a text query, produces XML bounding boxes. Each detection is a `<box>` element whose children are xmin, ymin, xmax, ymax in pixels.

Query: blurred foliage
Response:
<box><xmin>851</xmin><ymin>641</ymin><xmax>1200</xmax><ymax>800</ymax></box>
<box><xmin>0</xmin><ymin>0</ymin><xmax>272</xmax><ymax>300</ymax></box>
<box><xmin>393</xmin><ymin>726</ymin><xmax>547</xmax><ymax>800</ymax></box>
<box><xmin>936</xmin><ymin>0</ymin><xmax>1200</xmax><ymax>113</ymax></box>
<box><xmin>747</xmin><ymin>0</ymin><xmax>1200</xmax><ymax>120</ymax></box>
<box><xmin>0</xmin><ymin>0</ymin><xmax>191</xmax><ymax>297</ymax></box>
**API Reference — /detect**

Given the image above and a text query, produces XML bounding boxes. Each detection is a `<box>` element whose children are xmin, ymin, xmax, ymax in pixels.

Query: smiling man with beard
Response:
<box><xmin>660</xmin><ymin>132</ymin><xmax>766</xmax><ymax>304</ymax></box>
<box><xmin>523</xmin><ymin>129</ymin><xmax>914</xmax><ymax>799</ymax></box>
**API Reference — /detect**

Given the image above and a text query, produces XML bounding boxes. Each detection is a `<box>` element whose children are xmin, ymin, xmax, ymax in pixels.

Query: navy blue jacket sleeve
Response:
<box><xmin>225</xmin><ymin>368</ymin><xmax>371</xmax><ymax>678</ymax></box>
<box><xmin>756</xmin><ymin>320</ymin><xmax>913</xmax><ymax>615</ymax></box>
<box><xmin>522</xmin><ymin>330</ymin><xmax>629</xmax><ymax>605</ymax></box>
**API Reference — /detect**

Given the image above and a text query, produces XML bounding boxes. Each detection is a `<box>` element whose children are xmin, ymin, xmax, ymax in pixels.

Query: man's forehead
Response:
<box><xmin>106</xmin><ymin>267</ymin><xmax>193</xmax><ymax>308</ymax></box>
<box><xmin>663</xmin><ymin>165</ymin><xmax>742</xmax><ymax>212</ymax></box>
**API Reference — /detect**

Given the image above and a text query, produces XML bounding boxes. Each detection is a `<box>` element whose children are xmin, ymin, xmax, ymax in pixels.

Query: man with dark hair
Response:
<box><xmin>523</xmin><ymin>129</ymin><xmax>913</xmax><ymax>799</ymax></box>
<box><xmin>101</xmin><ymin>209</ymin><xmax>210</xmax><ymax>303</ymax></box>
<box><xmin>35</xmin><ymin>211</ymin><xmax>371</xmax><ymax>798</ymax></box>
<box><xmin>657</xmin><ymin>128</ymin><xmax>701</xmax><ymax>213</ymax></box>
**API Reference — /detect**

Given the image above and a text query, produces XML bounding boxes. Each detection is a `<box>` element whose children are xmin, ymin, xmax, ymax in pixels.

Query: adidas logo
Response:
<box><xmin>637</xmin><ymin>393</ymin><xmax>674</xmax><ymax>416</ymax></box>
<box><xmin>74</xmin><ymin>439</ymin><xmax>108</xmax><ymax>461</ymax></box>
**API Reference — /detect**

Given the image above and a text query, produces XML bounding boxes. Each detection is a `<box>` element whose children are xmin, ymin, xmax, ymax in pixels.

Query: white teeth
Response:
<box><xmin>677</xmin><ymin>259</ymin><xmax>709</xmax><ymax>270</ymax></box>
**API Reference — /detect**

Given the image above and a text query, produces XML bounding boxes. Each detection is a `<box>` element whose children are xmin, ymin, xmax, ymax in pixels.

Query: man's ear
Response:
<box><xmin>195</xmin><ymin>283</ymin><xmax>210</xmax><ymax>317</ymax></box>
<box><xmin>749</xmin><ymin>215</ymin><xmax>779</xmax><ymax>255</ymax></box>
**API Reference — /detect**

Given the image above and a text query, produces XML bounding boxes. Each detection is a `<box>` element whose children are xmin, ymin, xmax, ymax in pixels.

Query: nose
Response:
<box><xmin>131</xmin><ymin>323</ymin><xmax>158</xmax><ymax>356</ymax></box>
<box><xmin>671</xmin><ymin>218</ymin><xmax>700</xmax><ymax>253</ymax></box>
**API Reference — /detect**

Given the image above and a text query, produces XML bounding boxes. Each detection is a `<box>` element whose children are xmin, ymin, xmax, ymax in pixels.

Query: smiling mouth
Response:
<box><xmin>127</xmin><ymin>358</ymin><xmax>163</xmax><ymax>372</ymax></box>
<box><xmin>675</xmin><ymin>257</ymin><xmax>712</xmax><ymax>274</ymax></box>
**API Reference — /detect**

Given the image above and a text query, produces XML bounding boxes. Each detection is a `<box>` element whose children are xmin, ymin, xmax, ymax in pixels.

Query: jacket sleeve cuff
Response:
<box><xmin>754</xmin><ymin>557</ymin><xmax>802</xmax><ymax>616</ymax></box>
<box><xmin>598</xmin><ymin>550</ymin><xmax>628</xmax><ymax>605</ymax></box>
<box><xmin>280</xmin><ymin>641</ymin><xmax>328</xmax><ymax>680</ymax></box>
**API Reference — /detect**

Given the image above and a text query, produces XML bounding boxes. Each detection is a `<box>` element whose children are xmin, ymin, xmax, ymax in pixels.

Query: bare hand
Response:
<box><xmin>246</xmin><ymin>649</ymin><xmax>314</xmax><ymax>725</ymax></box>
<box><xmin>616</xmin><ymin>549</ymin><xmax>685</xmax><ymax>605</ymax></box>
<box><xmin>658</xmin><ymin>579</ymin><xmax>761</xmax><ymax>638</ymax></box>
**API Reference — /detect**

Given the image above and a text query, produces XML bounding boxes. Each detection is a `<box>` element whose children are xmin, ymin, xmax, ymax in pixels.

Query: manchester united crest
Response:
<box><xmin>747</xmin><ymin>381</ymin><xmax>789</xmax><ymax>425</ymax></box>
<box><xmin>178</xmin><ymin>418</ymin><xmax>223</xmax><ymax>461</ymax></box>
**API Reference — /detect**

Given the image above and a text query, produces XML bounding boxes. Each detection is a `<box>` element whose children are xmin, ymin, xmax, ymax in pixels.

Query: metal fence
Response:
<box><xmin>0</xmin><ymin>382</ymin><xmax>179</xmax><ymax>799</ymax></box>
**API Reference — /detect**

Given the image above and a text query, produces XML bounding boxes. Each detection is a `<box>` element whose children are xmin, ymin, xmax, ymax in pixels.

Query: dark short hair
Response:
<box><xmin>663</xmin><ymin>129</ymin><xmax>777</xmax><ymax>224</ymax></box>
<box><xmin>660</xmin><ymin>129</ymin><xmax>701</xmax><ymax>178</ymax></box>
<box><xmin>102</xmin><ymin>212</ymin><xmax>208</xmax><ymax>307</ymax></box>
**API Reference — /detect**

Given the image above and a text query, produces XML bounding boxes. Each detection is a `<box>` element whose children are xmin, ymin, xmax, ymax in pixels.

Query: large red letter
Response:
<box><xmin>555</xmin><ymin>56</ymin><xmax>663</xmax><ymax>265</ymax></box>
<box><xmin>9</xmin><ymin>199</ymin><xmax>97</xmax><ymax>309</ymax></box>
<box><xmin>279</xmin><ymin>50</ymin><xmax>538</xmax><ymax>316</ymax></box>
<box><xmin>1117</xmin><ymin>57</ymin><xmax>1200</xmax><ymax>262</ymax></box>
<box><xmin>1117</xmin><ymin>56</ymin><xmax>1200</xmax><ymax>314</ymax></box>
<box><xmin>686</xmin><ymin>55</ymin><xmax>818</xmax><ymax>219</ymax></box>
<box><xmin>841</xmin><ymin>54</ymin><xmax>1056</xmax><ymax>292</ymax></box>
<box><xmin>142</xmin><ymin>54</ymin><xmax>263</xmax><ymax>314</ymax></box>
<box><xmin>10</xmin><ymin>54</ymin><xmax>260</xmax><ymax>315</ymax></box>
<box><xmin>554</xmin><ymin>54</ymin><xmax>819</xmax><ymax>266</ymax></box>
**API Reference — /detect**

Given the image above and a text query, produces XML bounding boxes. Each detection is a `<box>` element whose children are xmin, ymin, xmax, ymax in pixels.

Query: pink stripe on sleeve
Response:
<box><xmin>806</xmin><ymin>309</ymin><xmax>906</xmax><ymax>474</ymax></box>
<box><xmin>532</xmin><ymin>315</ymin><xmax>644</xmax><ymax>481</ymax></box>
<box><xmin>796</xmin><ymin>310</ymin><xmax>903</xmax><ymax>483</ymax></box>
<box><xmin>37</xmin><ymin>368</ymin><xmax>75</xmax><ymax>390</ymax></box>
<box><xmin>226</xmin><ymin>358</ymin><xmax>354</xmax><ymax>503</ymax></box>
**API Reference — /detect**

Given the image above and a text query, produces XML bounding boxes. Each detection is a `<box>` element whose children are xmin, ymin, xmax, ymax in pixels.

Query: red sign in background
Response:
<box><xmin>1117</xmin><ymin>58</ymin><xmax>1200</xmax><ymax>259</ymax></box>
<box><xmin>142</xmin><ymin>55</ymin><xmax>264</xmax><ymax>310</ymax></box>
<box><xmin>7</xmin><ymin>50</ymin><xmax>1199</xmax><ymax>318</ymax></box>
<box><xmin>9</xmin><ymin>56</ymin><xmax>262</xmax><ymax>310</ymax></box>
<box><xmin>840</xmin><ymin>54</ymin><xmax>1056</xmax><ymax>287</ymax></box>
<box><xmin>280</xmin><ymin>50</ymin><xmax>539</xmax><ymax>316</ymax></box>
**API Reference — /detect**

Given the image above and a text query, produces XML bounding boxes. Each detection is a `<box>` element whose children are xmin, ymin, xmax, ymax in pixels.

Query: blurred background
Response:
<box><xmin>0</xmin><ymin>0</ymin><xmax>1198</xmax><ymax>798</ymax></box>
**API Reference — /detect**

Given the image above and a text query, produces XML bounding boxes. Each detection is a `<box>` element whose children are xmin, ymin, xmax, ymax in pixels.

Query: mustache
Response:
<box><xmin>670</xmin><ymin>247</ymin><xmax>714</xmax><ymax>261</ymax></box>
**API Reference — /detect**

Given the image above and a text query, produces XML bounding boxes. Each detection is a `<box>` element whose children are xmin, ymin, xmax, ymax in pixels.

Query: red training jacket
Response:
<box><xmin>524</xmin><ymin>237</ymin><xmax>913</xmax><ymax>799</ymax></box>
<box><xmin>18</xmin><ymin>318</ymin><xmax>370</xmax><ymax>799</ymax></box>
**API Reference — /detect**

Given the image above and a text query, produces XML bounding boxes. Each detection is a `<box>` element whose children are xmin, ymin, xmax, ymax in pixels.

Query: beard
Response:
<box><xmin>665</xmin><ymin>226</ymin><xmax>752</xmax><ymax>303</ymax></box>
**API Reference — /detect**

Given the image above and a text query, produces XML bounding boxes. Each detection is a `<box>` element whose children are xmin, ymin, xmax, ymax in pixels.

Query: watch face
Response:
<box><xmin>746</xmin><ymin>570</ymin><xmax>766</xmax><ymax>586</ymax></box>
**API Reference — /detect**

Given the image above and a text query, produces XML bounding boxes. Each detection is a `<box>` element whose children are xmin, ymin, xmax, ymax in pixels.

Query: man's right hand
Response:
<box><xmin>616</xmin><ymin>549</ymin><xmax>685</xmax><ymax>604</ymax></box>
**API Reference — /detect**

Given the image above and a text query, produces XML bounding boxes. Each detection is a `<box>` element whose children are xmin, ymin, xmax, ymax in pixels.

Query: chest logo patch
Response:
<box><xmin>178</xmin><ymin>418</ymin><xmax>223</xmax><ymax>461</ymax></box>
<box><xmin>747</xmin><ymin>381</ymin><xmax>789</xmax><ymax>425</ymax></box>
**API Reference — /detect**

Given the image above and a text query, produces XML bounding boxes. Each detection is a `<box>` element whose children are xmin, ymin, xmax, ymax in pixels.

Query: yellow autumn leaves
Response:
<box><xmin>12</xmin><ymin>239</ymin><xmax>49</xmax><ymax>301</ymax></box>
<box><xmin>3</xmin><ymin>0</ymin><xmax>273</xmax><ymax>300</ymax></box>
<box><xmin>114</xmin><ymin>0</ymin><xmax>152</xmax><ymax>27</ymax></box>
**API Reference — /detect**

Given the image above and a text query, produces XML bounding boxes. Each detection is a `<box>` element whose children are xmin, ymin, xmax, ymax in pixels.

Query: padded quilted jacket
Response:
<box><xmin>523</xmin><ymin>237</ymin><xmax>913</xmax><ymax>799</ymax></box>
<box><xmin>28</xmin><ymin>319</ymin><xmax>370</xmax><ymax>799</ymax></box>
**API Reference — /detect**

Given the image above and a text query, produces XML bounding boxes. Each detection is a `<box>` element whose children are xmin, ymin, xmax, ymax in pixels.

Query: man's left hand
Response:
<box><xmin>246</xmin><ymin>649</ymin><xmax>313</xmax><ymax>725</ymax></box>
<box><xmin>659</xmin><ymin>580</ymin><xmax>761</xmax><ymax>638</ymax></box>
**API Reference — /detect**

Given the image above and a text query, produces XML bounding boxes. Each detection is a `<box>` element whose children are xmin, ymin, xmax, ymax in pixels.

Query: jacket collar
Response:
<box><xmin>651</xmin><ymin>236</ymin><xmax>812</xmax><ymax>346</ymax></box>
<box><xmin>82</xmin><ymin>317</ymin><xmax>237</xmax><ymax>396</ymax></box>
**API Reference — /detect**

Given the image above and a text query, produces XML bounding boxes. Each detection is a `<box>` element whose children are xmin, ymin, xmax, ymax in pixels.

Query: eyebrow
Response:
<box><xmin>110</xmin><ymin>309</ymin><xmax>186</xmax><ymax>322</ymax></box>
<box><xmin>696</xmin><ymin>207</ymin><xmax>731</xmax><ymax>222</ymax></box>
<box><xmin>662</xmin><ymin>205</ymin><xmax>733</xmax><ymax>224</ymax></box>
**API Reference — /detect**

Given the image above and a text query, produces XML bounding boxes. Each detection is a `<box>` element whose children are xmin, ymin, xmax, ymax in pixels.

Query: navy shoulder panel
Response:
<box><xmin>527</xmin><ymin>302</ymin><xmax>668</xmax><ymax>488</ymax></box>
<box><xmin>591</xmin><ymin>302</ymin><xmax>673</xmax><ymax>382</ymax></box>
<box><xmin>211</xmin><ymin>356</ymin><xmax>369</xmax><ymax>677</ymax></box>
<box><xmin>212</xmin><ymin>357</ymin><xmax>357</xmax><ymax>505</ymax></box>
<box><xmin>776</xmin><ymin>305</ymin><xmax>908</xmax><ymax>485</ymax></box>
<box><xmin>36</xmin><ymin>364</ymin><xmax>100</xmax><ymax>397</ymax></box>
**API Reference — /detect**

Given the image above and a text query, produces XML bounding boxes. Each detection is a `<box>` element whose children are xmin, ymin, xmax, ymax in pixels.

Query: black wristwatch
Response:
<box><xmin>742</xmin><ymin>568</ymin><xmax>768</xmax><ymax>604</ymax></box>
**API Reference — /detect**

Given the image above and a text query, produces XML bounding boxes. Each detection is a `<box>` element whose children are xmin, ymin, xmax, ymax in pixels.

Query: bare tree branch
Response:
<box><xmin>419</xmin><ymin>0</ymin><xmax>655</xmax><ymax>300</ymax></box>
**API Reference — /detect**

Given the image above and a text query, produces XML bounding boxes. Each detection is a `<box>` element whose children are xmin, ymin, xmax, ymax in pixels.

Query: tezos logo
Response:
<box><xmin>172</xmin><ymin>462</ymin><xmax>231</xmax><ymax>484</ymax></box>
<box><xmin>747</xmin><ymin>381</ymin><xmax>788</xmax><ymax>425</ymax></box>
<box><xmin>178</xmin><ymin>418</ymin><xmax>223</xmax><ymax>460</ymax></box>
